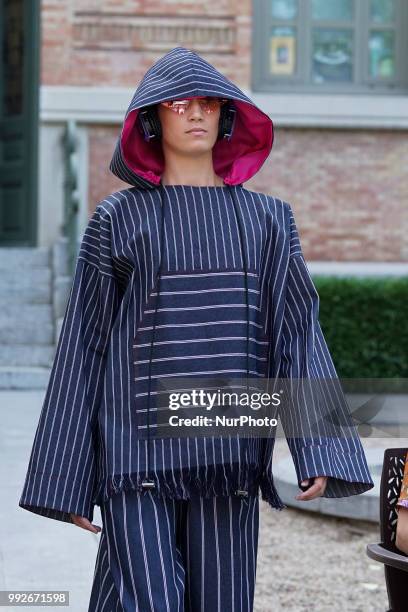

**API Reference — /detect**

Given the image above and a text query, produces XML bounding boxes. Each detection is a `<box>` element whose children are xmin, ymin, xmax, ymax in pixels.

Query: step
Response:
<box><xmin>0</xmin><ymin>303</ymin><xmax>53</xmax><ymax>320</ymax></box>
<box><xmin>0</xmin><ymin>267</ymin><xmax>52</xmax><ymax>288</ymax></box>
<box><xmin>0</xmin><ymin>345</ymin><xmax>55</xmax><ymax>368</ymax></box>
<box><xmin>0</xmin><ymin>306</ymin><xmax>54</xmax><ymax>345</ymax></box>
<box><xmin>0</xmin><ymin>366</ymin><xmax>51</xmax><ymax>389</ymax></box>
<box><xmin>0</xmin><ymin>247</ymin><xmax>50</xmax><ymax>269</ymax></box>
<box><xmin>0</xmin><ymin>268</ymin><xmax>52</xmax><ymax>304</ymax></box>
<box><xmin>0</xmin><ymin>285</ymin><xmax>52</xmax><ymax>304</ymax></box>
<box><xmin>0</xmin><ymin>314</ymin><xmax>54</xmax><ymax>345</ymax></box>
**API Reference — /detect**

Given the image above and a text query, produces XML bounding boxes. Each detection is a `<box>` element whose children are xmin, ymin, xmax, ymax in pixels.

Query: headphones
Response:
<box><xmin>137</xmin><ymin>99</ymin><xmax>237</xmax><ymax>142</ymax></box>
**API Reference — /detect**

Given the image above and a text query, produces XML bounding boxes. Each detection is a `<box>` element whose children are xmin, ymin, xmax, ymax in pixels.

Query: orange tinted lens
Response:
<box><xmin>160</xmin><ymin>97</ymin><xmax>224</xmax><ymax>114</ymax></box>
<box><xmin>160</xmin><ymin>100</ymin><xmax>189</xmax><ymax>113</ymax></box>
<box><xmin>201</xmin><ymin>98</ymin><xmax>220</xmax><ymax>112</ymax></box>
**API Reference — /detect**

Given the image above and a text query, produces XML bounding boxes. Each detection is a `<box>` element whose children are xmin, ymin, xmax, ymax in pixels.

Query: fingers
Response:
<box><xmin>295</xmin><ymin>476</ymin><xmax>327</xmax><ymax>501</ymax></box>
<box><xmin>70</xmin><ymin>513</ymin><xmax>102</xmax><ymax>533</ymax></box>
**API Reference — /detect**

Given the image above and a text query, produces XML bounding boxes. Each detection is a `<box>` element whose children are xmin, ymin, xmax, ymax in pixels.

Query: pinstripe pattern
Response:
<box><xmin>265</xmin><ymin>210</ymin><xmax>375</xmax><ymax>498</ymax></box>
<box><xmin>88</xmin><ymin>490</ymin><xmax>259</xmax><ymax>612</ymax></box>
<box><xmin>133</xmin><ymin>269</ymin><xmax>269</xmax><ymax>433</ymax></box>
<box><xmin>19</xmin><ymin>46</ymin><xmax>374</xmax><ymax>527</ymax></box>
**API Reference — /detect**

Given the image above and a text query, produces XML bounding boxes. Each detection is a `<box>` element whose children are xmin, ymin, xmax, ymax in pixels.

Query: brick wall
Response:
<box><xmin>42</xmin><ymin>0</ymin><xmax>408</xmax><ymax>262</ymax></box>
<box><xmin>255</xmin><ymin>128</ymin><xmax>408</xmax><ymax>262</ymax></box>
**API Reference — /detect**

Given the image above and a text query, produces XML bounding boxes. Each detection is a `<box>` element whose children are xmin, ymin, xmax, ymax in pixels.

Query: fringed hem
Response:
<box><xmin>92</xmin><ymin>463</ymin><xmax>287</xmax><ymax>511</ymax></box>
<box><xmin>259</xmin><ymin>475</ymin><xmax>287</xmax><ymax>511</ymax></box>
<box><xmin>260</xmin><ymin>489</ymin><xmax>287</xmax><ymax>511</ymax></box>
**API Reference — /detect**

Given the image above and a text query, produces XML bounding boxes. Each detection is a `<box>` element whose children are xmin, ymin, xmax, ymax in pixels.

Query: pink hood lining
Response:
<box><xmin>120</xmin><ymin>100</ymin><xmax>274</xmax><ymax>186</ymax></box>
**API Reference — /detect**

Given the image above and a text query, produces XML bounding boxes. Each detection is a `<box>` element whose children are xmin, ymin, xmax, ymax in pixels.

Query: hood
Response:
<box><xmin>109</xmin><ymin>46</ymin><xmax>274</xmax><ymax>189</ymax></box>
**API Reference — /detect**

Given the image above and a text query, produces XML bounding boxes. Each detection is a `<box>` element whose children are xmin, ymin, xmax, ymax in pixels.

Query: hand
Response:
<box><xmin>70</xmin><ymin>513</ymin><xmax>102</xmax><ymax>533</ymax></box>
<box><xmin>295</xmin><ymin>476</ymin><xmax>328</xmax><ymax>502</ymax></box>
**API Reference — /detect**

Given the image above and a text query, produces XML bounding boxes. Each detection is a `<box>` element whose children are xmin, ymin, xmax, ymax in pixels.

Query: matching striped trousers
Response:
<box><xmin>88</xmin><ymin>490</ymin><xmax>260</xmax><ymax>612</ymax></box>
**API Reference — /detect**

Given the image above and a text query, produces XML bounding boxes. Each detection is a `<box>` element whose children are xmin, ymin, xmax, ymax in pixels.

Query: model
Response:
<box><xmin>19</xmin><ymin>46</ymin><xmax>374</xmax><ymax>611</ymax></box>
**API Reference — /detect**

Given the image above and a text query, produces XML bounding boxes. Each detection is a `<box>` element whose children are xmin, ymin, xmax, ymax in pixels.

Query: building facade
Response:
<box><xmin>1</xmin><ymin>0</ymin><xmax>407</xmax><ymax>262</ymax></box>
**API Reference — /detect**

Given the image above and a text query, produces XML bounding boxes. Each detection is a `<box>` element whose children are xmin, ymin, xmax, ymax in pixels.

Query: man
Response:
<box><xmin>20</xmin><ymin>46</ymin><xmax>374</xmax><ymax>611</ymax></box>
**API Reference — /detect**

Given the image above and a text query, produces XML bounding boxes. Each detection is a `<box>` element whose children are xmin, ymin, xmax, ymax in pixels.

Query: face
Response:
<box><xmin>156</xmin><ymin>97</ymin><xmax>222</xmax><ymax>156</ymax></box>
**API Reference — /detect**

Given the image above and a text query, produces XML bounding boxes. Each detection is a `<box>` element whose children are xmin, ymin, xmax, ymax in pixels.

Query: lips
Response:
<box><xmin>186</xmin><ymin>129</ymin><xmax>207</xmax><ymax>134</ymax></box>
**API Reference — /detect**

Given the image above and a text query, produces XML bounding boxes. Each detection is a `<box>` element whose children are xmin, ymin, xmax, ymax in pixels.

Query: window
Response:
<box><xmin>253</xmin><ymin>0</ymin><xmax>408</xmax><ymax>93</ymax></box>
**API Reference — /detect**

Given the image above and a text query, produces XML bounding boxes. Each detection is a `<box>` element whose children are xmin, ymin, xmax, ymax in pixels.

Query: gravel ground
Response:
<box><xmin>252</xmin><ymin>437</ymin><xmax>408</xmax><ymax>611</ymax></box>
<box><xmin>255</xmin><ymin>503</ymin><xmax>387</xmax><ymax>612</ymax></box>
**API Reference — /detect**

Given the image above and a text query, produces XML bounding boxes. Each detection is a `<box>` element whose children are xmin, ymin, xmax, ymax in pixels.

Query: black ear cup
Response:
<box><xmin>137</xmin><ymin>100</ymin><xmax>236</xmax><ymax>142</ymax></box>
<box><xmin>137</xmin><ymin>105</ymin><xmax>162</xmax><ymax>141</ymax></box>
<box><xmin>217</xmin><ymin>101</ymin><xmax>236</xmax><ymax>141</ymax></box>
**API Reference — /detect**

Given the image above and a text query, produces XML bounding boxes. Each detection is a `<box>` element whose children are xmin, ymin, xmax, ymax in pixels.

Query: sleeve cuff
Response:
<box><xmin>289</xmin><ymin>441</ymin><xmax>375</xmax><ymax>498</ymax></box>
<box><xmin>19</xmin><ymin>471</ymin><xmax>95</xmax><ymax>524</ymax></box>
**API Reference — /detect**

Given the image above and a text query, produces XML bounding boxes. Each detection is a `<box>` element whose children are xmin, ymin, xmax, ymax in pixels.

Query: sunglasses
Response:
<box><xmin>159</xmin><ymin>96</ymin><xmax>229</xmax><ymax>115</ymax></box>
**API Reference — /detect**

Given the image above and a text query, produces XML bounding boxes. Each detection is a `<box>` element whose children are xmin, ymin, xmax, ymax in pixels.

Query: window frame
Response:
<box><xmin>252</xmin><ymin>0</ymin><xmax>408</xmax><ymax>95</ymax></box>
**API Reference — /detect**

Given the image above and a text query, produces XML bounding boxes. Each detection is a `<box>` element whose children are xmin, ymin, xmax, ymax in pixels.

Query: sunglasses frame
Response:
<box><xmin>159</xmin><ymin>96</ymin><xmax>229</xmax><ymax>115</ymax></box>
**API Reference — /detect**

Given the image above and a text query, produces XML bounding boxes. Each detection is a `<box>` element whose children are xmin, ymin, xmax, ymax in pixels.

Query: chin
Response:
<box><xmin>182</xmin><ymin>142</ymin><xmax>214</xmax><ymax>154</ymax></box>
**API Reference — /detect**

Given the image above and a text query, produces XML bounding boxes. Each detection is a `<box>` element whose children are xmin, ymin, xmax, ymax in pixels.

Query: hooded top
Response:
<box><xmin>109</xmin><ymin>46</ymin><xmax>274</xmax><ymax>189</ymax></box>
<box><xmin>19</xmin><ymin>47</ymin><xmax>374</xmax><ymax>524</ymax></box>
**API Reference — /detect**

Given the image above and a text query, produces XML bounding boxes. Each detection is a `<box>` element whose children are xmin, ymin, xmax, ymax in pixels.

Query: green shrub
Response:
<box><xmin>314</xmin><ymin>275</ymin><xmax>408</xmax><ymax>378</ymax></box>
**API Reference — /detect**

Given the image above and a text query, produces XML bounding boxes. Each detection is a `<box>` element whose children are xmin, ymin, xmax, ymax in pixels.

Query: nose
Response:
<box><xmin>187</xmin><ymin>98</ymin><xmax>205</xmax><ymax>119</ymax></box>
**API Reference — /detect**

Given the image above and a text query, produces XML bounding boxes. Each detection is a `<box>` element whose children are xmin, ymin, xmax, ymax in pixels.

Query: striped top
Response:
<box><xmin>19</xmin><ymin>47</ymin><xmax>374</xmax><ymax>524</ymax></box>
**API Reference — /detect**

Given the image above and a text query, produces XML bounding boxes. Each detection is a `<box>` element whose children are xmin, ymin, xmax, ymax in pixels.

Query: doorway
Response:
<box><xmin>0</xmin><ymin>0</ymin><xmax>40</xmax><ymax>245</ymax></box>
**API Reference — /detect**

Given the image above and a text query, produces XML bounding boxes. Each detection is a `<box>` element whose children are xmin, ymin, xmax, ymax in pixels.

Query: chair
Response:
<box><xmin>366</xmin><ymin>447</ymin><xmax>408</xmax><ymax>612</ymax></box>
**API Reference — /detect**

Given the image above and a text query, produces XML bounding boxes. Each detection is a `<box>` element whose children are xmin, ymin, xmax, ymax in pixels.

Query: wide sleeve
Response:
<box><xmin>277</xmin><ymin>204</ymin><xmax>374</xmax><ymax>498</ymax></box>
<box><xmin>19</xmin><ymin>205</ymin><xmax>121</xmax><ymax>523</ymax></box>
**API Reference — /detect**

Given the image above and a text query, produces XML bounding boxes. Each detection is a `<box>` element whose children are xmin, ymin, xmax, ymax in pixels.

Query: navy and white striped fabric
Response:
<box><xmin>19</xmin><ymin>46</ymin><xmax>374</xmax><ymax>525</ymax></box>
<box><xmin>88</xmin><ymin>489</ymin><xmax>259</xmax><ymax>611</ymax></box>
